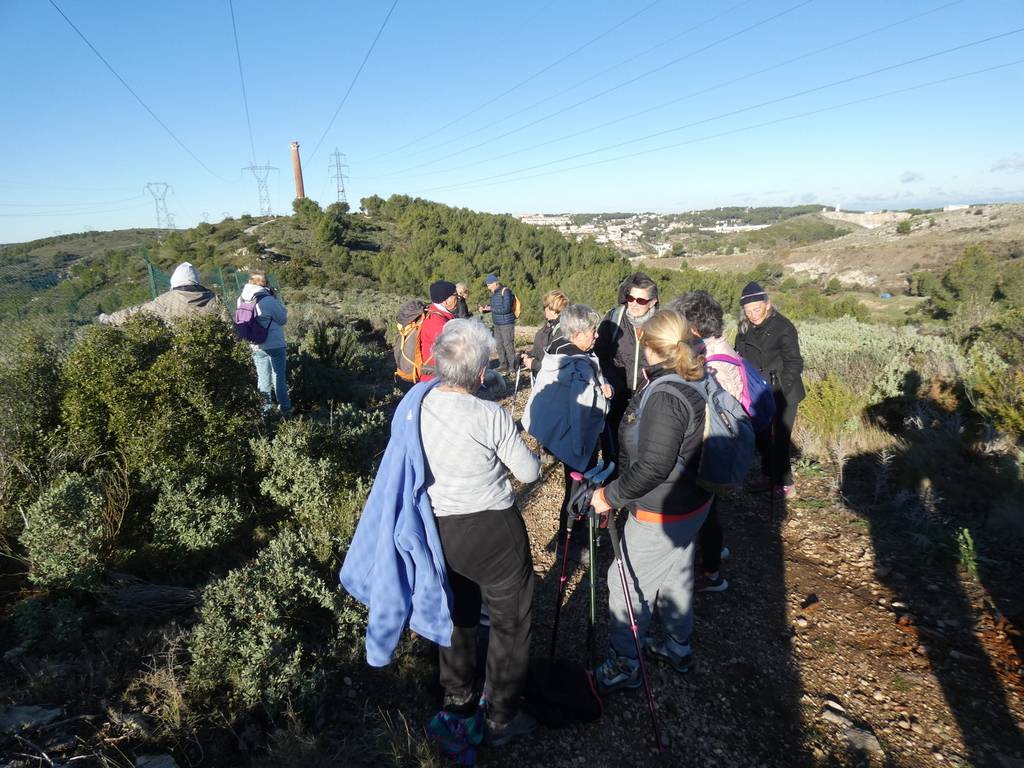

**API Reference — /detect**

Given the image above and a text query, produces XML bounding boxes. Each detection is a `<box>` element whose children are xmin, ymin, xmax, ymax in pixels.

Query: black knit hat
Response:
<box><xmin>429</xmin><ymin>280</ymin><xmax>457</xmax><ymax>304</ymax></box>
<box><xmin>740</xmin><ymin>281</ymin><xmax>768</xmax><ymax>306</ymax></box>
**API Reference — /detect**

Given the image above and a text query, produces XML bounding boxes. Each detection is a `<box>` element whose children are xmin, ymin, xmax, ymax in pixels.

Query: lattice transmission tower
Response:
<box><xmin>329</xmin><ymin>149</ymin><xmax>348</xmax><ymax>205</ymax></box>
<box><xmin>243</xmin><ymin>163</ymin><xmax>277</xmax><ymax>216</ymax></box>
<box><xmin>144</xmin><ymin>182</ymin><xmax>173</xmax><ymax>229</ymax></box>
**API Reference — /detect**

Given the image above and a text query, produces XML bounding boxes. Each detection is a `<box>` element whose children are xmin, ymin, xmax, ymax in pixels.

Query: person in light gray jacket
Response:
<box><xmin>99</xmin><ymin>261</ymin><xmax>223</xmax><ymax>325</ymax></box>
<box><xmin>237</xmin><ymin>272</ymin><xmax>290</xmax><ymax>415</ymax></box>
<box><xmin>522</xmin><ymin>304</ymin><xmax>611</xmax><ymax>558</ymax></box>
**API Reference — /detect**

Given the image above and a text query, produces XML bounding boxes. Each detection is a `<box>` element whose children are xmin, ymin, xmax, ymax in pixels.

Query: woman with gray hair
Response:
<box><xmin>420</xmin><ymin>319</ymin><xmax>541</xmax><ymax>746</ymax></box>
<box><xmin>523</xmin><ymin>304</ymin><xmax>612</xmax><ymax>561</ymax></box>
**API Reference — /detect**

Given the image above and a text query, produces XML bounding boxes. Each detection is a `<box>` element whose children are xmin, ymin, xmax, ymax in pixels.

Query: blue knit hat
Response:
<box><xmin>484</xmin><ymin>274</ymin><xmax>499</xmax><ymax>285</ymax></box>
<box><xmin>740</xmin><ymin>281</ymin><xmax>767</xmax><ymax>306</ymax></box>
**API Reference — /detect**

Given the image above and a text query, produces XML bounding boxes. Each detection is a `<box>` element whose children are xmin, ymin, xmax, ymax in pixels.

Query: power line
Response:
<box><xmin>0</xmin><ymin>202</ymin><xmax>151</xmax><ymax>218</ymax></box>
<box><xmin>368</xmin><ymin>0</ymin><xmax>665</xmax><ymax>162</ymax></box>
<box><xmin>383</xmin><ymin>0</ymin><xmax>966</xmax><ymax>183</ymax></box>
<box><xmin>228</xmin><ymin>0</ymin><xmax>258</xmax><ymax>165</ymax></box>
<box><xmin>421</xmin><ymin>58</ymin><xmax>1024</xmax><ymax>196</ymax></box>
<box><xmin>380</xmin><ymin>0</ymin><xmax>757</xmax><ymax>166</ymax></box>
<box><xmin>421</xmin><ymin>29</ymin><xmax>1024</xmax><ymax>194</ymax></box>
<box><xmin>0</xmin><ymin>195</ymin><xmax>145</xmax><ymax>208</ymax></box>
<box><xmin>309</xmin><ymin>0</ymin><xmax>401</xmax><ymax>161</ymax></box>
<box><xmin>376</xmin><ymin>0</ymin><xmax>814</xmax><ymax>177</ymax></box>
<box><xmin>46</xmin><ymin>0</ymin><xmax>228</xmax><ymax>181</ymax></box>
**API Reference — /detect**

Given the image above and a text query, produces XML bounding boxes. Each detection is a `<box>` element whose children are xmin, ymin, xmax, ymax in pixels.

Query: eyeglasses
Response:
<box><xmin>627</xmin><ymin>295</ymin><xmax>653</xmax><ymax>306</ymax></box>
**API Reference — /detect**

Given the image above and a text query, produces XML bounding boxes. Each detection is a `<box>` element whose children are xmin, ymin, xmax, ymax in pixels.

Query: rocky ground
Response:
<box><xmin>476</xmin><ymin>390</ymin><xmax>1024</xmax><ymax>768</ymax></box>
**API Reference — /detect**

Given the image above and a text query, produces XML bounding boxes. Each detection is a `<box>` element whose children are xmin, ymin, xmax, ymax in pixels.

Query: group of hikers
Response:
<box><xmin>341</xmin><ymin>270</ymin><xmax>806</xmax><ymax>753</ymax></box>
<box><xmin>98</xmin><ymin>261</ymin><xmax>292</xmax><ymax>416</ymax></box>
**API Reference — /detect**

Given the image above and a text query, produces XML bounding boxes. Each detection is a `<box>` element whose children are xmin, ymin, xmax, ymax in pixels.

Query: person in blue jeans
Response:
<box><xmin>238</xmin><ymin>272</ymin><xmax>290</xmax><ymax>415</ymax></box>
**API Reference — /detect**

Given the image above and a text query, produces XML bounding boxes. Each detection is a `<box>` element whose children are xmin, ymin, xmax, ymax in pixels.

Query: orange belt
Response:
<box><xmin>634</xmin><ymin>498</ymin><xmax>713</xmax><ymax>524</ymax></box>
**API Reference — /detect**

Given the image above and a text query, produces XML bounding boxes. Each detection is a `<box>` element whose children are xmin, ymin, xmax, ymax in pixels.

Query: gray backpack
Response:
<box><xmin>632</xmin><ymin>373</ymin><xmax>754</xmax><ymax>493</ymax></box>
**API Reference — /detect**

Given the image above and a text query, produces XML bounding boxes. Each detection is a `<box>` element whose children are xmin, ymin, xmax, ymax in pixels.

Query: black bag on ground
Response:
<box><xmin>522</xmin><ymin>657</ymin><xmax>603</xmax><ymax>727</ymax></box>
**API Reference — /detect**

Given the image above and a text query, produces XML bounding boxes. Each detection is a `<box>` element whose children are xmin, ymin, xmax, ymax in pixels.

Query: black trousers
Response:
<box><xmin>698</xmin><ymin>496</ymin><xmax>723</xmax><ymax>573</ymax></box>
<box><xmin>436</xmin><ymin>506</ymin><xmax>534</xmax><ymax>724</ymax></box>
<box><xmin>755</xmin><ymin>393</ymin><xmax>800</xmax><ymax>486</ymax></box>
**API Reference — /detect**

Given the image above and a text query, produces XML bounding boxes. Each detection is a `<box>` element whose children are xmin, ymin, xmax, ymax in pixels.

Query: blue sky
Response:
<box><xmin>2</xmin><ymin>0</ymin><xmax>1023</xmax><ymax>242</ymax></box>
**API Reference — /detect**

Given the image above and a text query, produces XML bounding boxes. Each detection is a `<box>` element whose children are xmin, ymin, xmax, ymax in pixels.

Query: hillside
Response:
<box><xmin>646</xmin><ymin>203</ymin><xmax>1024</xmax><ymax>294</ymax></box>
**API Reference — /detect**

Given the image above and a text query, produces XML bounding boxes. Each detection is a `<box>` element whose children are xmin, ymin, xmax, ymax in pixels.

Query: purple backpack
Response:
<box><xmin>234</xmin><ymin>294</ymin><xmax>271</xmax><ymax>343</ymax></box>
<box><xmin>705</xmin><ymin>353</ymin><xmax>777</xmax><ymax>433</ymax></box>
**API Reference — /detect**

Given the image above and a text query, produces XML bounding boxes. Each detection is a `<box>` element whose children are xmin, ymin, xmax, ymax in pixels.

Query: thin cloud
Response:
<box><xmin>900</xmin><ymin>171</ymin><xmax>923</xmax><ymax>184</ymax></box>
<box><xmin>991</xmin><ymin>153</ymin><xmax>1024</xmax><ymax>172</ymax></box>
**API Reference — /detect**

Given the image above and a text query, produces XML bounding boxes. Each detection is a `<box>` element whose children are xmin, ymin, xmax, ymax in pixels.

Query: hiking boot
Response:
<box><xmin>746</xmin><ymin>474</ymin><xmax>772</xmax><ymax>493</ymax></box>
<box><xmin>485</xmin><ymin>710</ymin><xmax>537</xmax><ymax>747</ymax></box>
<box><xmin>643</xmin><ymin>635</ymin><xmax>693</xmax><ymax>673</ymax></box>
<box><xmin>594</xmin><ymin>650</ymin><xmax>641</xmax><ymax>693</ymax></box>
<box><xmin>772</xmin><ymin>484</ymin><xmax>796</xmax><ymax>500</ymax></box>
<box><xmin>697</xmin><ymin>572</ymin><xmax>729</xmax><ymax>593</ymax></box>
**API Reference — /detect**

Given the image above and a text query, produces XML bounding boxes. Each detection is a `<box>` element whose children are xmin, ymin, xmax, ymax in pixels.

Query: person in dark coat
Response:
<box><xmin>594</xmin><ymin>273</ymin><xmax>659</xmax><ymax>463</ymax></box>
<box><xmin>454</xmin><ymin>283</ymin><xmax>473</xmax><ymax>319</ymax></box>
<box><xmin>590</xmin><ymin>309</ymin><xmax>712</xmax><ymax>692</ymax></box>
<box><xmin>521</xmin><ymin>289</ymin><xmax>568</xmax><ymax>374</ymax></box>
<box><xmin>734</xmin><ymin>281</ymin><xmax>805</xmax><ymax>499</ymax></box>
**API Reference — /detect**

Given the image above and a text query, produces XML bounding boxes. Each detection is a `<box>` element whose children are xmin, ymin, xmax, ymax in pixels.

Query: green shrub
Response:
<box><xmin>13</xmin><ymin>596</ymin><xmax>86</xmax><ymax>650</ymax></box>
<box><xmin>0</xmin><ymin>330</ymin><xmax>64</xmax><ymax>536</ymax></box>
<box><xmin>188</xmin><ymin>529</ymin><xmax>365</xmax><ymax>713</ymax></box>
<box><xmin>61</xmin><ymin>314</ymin><xmax>261</xmax><ymax>483</ymax></box>
<box><xmin>20</xmin><ymin>472</ymin><xmax>107</xmax><ymax>590</ymax></box>
<box><xmin>151</xmin><ymin>476</ymin><xmax>247</xmax><ymax>553</ymax></box>
<box><xmin>896</xmin><ymin>220</ymin><xmax>911</xmax><ymax>235</ymax></box>
<box><xmin>970</xmin><ymin>363</ymin><xmax>1024</xmax><ymax>443</ymax></box>
<box><xmin>253</xmin><ymin>415</ymin><xmax>380</xmax><ymax>553</ymax></box>
<box><xmin>801</xmin><ymin>375</ymin><xmax>863</xmax><ymax>449</ymax></box>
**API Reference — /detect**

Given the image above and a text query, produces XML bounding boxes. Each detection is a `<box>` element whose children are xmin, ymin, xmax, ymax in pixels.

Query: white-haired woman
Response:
<box><xmin>523</xmin><ymin>304</ymin><xmax>611</xmax><ymax>562</ymax></box>
<box><xmin>420</xmin><ymin>319</ymin><xmax>541</xmax><ymax>746</ymax></box>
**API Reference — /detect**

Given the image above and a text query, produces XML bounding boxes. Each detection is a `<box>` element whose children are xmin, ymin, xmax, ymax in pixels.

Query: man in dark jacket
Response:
<box><xmin>594</xmin><ymin>273</ymin><xmax>659</xmax><ymax>463</ymax></box>
<box><xmin>479</xmin><ymin>274</ymin><xmax>517</xmax><ymax>372</ymax></box>
<box><xmin>734</xmin><ymin>281</ymin><xmax>805</xmax><ymax>498</ymax></box>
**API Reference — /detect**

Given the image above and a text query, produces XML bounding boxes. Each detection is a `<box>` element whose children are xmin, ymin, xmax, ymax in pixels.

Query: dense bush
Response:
<box><xmin>20</xmin><ymin>472</ymin><xmax>107</xmax><ymax>591</ymax></box>
<box><xmin>798</xmin><ymin>317</ymin><xmax>977</xmax><ymax>403</ymax></box>
<box><xmin>60</xmin><ymin>314</ymin><xmax>261</xmax><ymax>484</ymax></box>
<box><xmin>13</xmin><ymin>595</ymin><xmax>86</xmax><ymax>650</ymax></box>
<box><xmin>0</xmin><ymin>330</ymin><xmax>64</xmax><ymax>535</ymax></box>
<box><xmin>188</xmin><ymin>529</ymin><xmax>365</xmax><ymax>713</ymax></box>
<box><xmin>253</xmin><ymin>413</ymin><xmax>381</xmax><ymax>554</ymax></box>
<box><xmin>151</xmin><ymin>476</ymin><xmax>247</xmax><ymax>554</ymax></box>
<box><xmin>970</xmin><ymin>363</ymin><xmax>1024</xmax><ymax>443</ymax></box>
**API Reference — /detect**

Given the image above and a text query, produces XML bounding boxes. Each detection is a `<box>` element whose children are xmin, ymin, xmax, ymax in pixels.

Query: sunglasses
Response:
<box><xmin>627</xmin><ymin>295</ymin><xmax>653</xmax><ymax>306</ymax></box>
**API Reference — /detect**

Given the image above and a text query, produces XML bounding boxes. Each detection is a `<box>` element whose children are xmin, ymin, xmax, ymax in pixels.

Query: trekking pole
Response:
<box><xmin>551</xmin><ymin>463</ymin><xmax>615</xmax><ymax>658</ymax></box>
<box><xmin>587</xmin><ymin>500</ymin><xmax>597</xmax><ymax>666</ymax></box>
<box><xmin>550</xmin><ymin>501</ymin><xmax>576</xmax><ymax>658</ymax></box>
<box><xmin>605</xmin><ymin>498</ymin><xmax>668</xmax><ymax>755</ymax></box>
<box><xmin>511</xmin><ymin>364</ymin><xmax>522</xmax><ymax>415</ymax></box>
<box><xmin>769</xmin><ymin>372</ymin><xmax>779</xmax><ymax>525</ymax></box>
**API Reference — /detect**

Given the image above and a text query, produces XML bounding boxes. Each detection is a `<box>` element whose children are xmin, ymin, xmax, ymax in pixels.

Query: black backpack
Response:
<box><xmin>522</xmin><ymin>657</ymin><xmax>603</xmax><ymax>728</ymax></box>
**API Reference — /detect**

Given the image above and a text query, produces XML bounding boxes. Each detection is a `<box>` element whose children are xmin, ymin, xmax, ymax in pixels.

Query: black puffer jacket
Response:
<box><xmin>604</xmin><ymin>365</ymin><xmax>712</xmax><ymax>515</ymax></box>
<box><xmin>595</xmin><ymin>305</ymin><xmax>649</xmax><ymax>398</ymax></box>
<box><xmin>527</xmin><ymin>318</ymin><xmax>560</xmax><ymax>373</ymax></box>
<box><xmin>735</xmin><ymin>309</ymin><xmax>806</xmax><ymax>403</ymax></box>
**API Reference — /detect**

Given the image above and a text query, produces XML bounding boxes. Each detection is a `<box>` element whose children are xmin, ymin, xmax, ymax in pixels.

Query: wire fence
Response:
<box><xmin>142</xmin><ymin>250</ymin><xmax>279</xmax><ymax>308</ymax></box>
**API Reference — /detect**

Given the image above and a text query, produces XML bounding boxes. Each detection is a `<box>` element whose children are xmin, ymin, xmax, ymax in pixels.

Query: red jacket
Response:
<box><xmin>419</xmin><ymin>304</ymin><xmax>455</xmax><ymax>381</ymax></box>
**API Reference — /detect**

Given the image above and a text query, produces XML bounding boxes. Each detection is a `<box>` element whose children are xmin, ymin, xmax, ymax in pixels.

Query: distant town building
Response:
<box><xmin>943</xmin><ymin>204</ymin><xmax>969</xmax><ymax>212</ymax></box>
